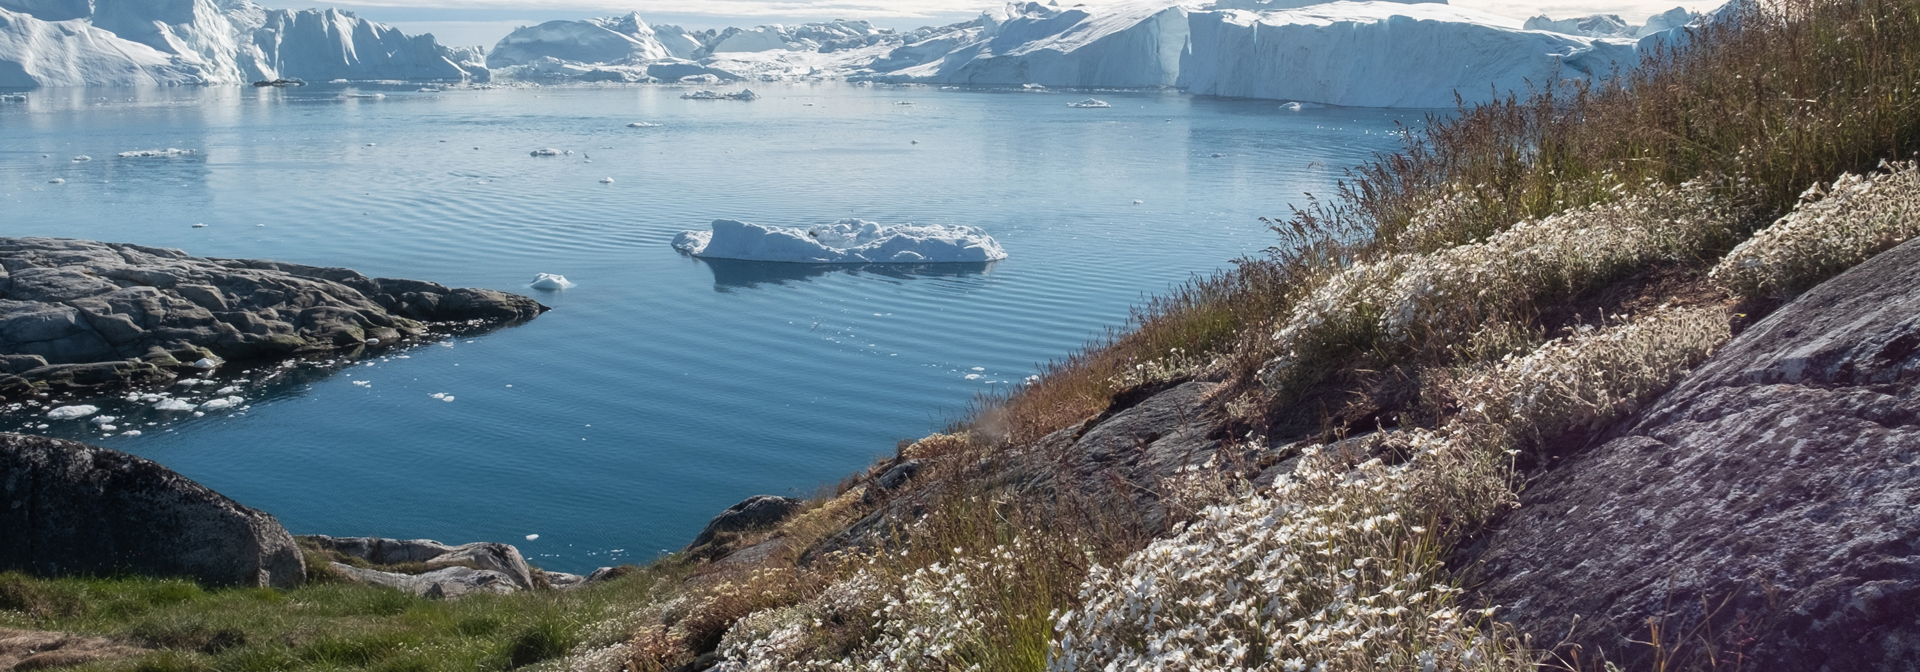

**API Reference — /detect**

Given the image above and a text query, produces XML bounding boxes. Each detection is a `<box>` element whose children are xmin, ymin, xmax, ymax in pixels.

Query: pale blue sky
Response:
<box><xmin>268</xmin><ymin>1</ymin><xmax>1714</xmax><ymax>49</ymax></box>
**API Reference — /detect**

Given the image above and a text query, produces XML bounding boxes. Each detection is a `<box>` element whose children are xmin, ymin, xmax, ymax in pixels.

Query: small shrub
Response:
<box><xmin>0</xmin><ymin>572</ymin><xmax>86</xmax><ymax>619</ymax></box>
<box><xmin>507</xmin><ymin>618</ymin><xmax>579</xmax><ymax>668</ymax></box>
<box><xmin>1711</xmin><ymin>161</ymin><xmax>1920</xmax><ymax>298</ymax></box>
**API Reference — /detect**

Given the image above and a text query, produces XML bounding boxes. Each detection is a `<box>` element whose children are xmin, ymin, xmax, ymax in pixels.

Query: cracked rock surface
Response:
<box><xmin>0</xmin><ymin>238</ymin><xmax>545</xmax><ymax>397</ymax></box>
<box><xmin>1473</xmin><ymin>238</ymin><xmax>1920</xmax><ymax>670</ymax></box>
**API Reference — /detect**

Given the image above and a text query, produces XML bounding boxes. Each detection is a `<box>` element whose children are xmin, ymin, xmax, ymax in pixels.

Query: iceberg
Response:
<box><xmin>681</xmin><ymin>88</ymin><xmax>758</xmax><ymax>100</ymax></box>
<box><xmin>672</xmin><ymin>219</ymin><xmax>1008</xmax><ymax>264</ymax></box>
<box><xmin>1178</xmin><ymin>2</ymin><xmax>1641</xmax><ymax>108</ymax></box>
<box><xmin>530</xmin><ymin>273</ymin><xmax>575</xmax><ymax>289</ymax></box>
<box><xmin>46</xmin><ymin>404</ymin><xmax>98</xmax><ymax>420</ymax></box>
<box><xmin>118</xmin><ymin>148</ymin><xmax>197</xmax><ymax>158</ymax></box>
<box><xmin>0</xmin><ymin>0</ymin><xmax>485</xmax><ymax>87</ymax></box>
<box><xmin>486</xmin><ymin>13</ymin><xmax>671</xmax><ymax>69</ymax></box>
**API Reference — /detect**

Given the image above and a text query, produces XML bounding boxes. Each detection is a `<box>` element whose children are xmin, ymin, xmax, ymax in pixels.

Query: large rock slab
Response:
<box><xmin>1472</xmin><ymin>238</ymin><xmax>1920</xmax><ymax>669</ymax></box>
<box><xmin>0</xmin><ymin>238</ymin><xmax>546</xmax><ymax>397</ymax></box>
<box><xmin>300</xmin><ymin>535</ymin><xmax>537</xmax><ymax>591</ymax></box>
<box><xmin>687</xmin><ymin>495</ymin><xmax>803</xmax><ymax>551</ymax></box>
<box><xmin>329</xmin><ymin>563</ymin><xmax>520</xmax><ymax>599</ymax></box>
<box><xmin>0</xmin><ymin>433</ymin><xmax>306</xmax><ymax>588</ymax></box>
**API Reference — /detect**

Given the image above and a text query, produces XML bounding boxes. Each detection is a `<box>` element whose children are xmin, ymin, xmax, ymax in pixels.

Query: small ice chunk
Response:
<box><xmin>530</xmin><ymin>148</ymin><xmax>561</xmax><ymax>157</ymax></box>
<box><xmin>530</xmin><ymin>273</ymin><xmax>575</xmax><ymax>290</ymax></box>
<box><xmin>626</xmin><ymin>122</ymin><xmax>660</xmax><ymax>128</ymax></box>
<box><xmin>72</xmin><ymin>155</ymin><xmax>91</xmax><ymax>162</ymax></box>
<box><xmin>153</xmin><ymin>399</ymin><xmax>197</xmax><ymax>411</ymax></box>
<box><xmin>191</xmin><ymin>358</ymin><xmax>218</xmax><ymax>368</ymax></box>
<box><xmin>429</xmin><ymin>392</ymin><xmax>447</xmax><ymax>399</ymax></box>
<box><xmin>47</xmin><ymin>405</ymin><xmax>99</xmax><ymax>420</ymax></box>
<box><xmin>48</xmin><ymin>178</ymin><xmax>64</xmax><ymax>184</ymax></box>
<box><xmin>680</xmin><ymin>89</ymin><xmax>758</xmax><ymax>101</ymax></box>
<box><xmin>970</xmin><ymin>367</ymin><xmax>985</xmax><ymax>371</ymax></box>
<box><xmin>117</xmin><ymin>148</ymin><xmax>197</xmax><ymax>158</ymax></box>
<box><xmin>90</xmin><ymin>415</ymin><xmax>117</xmax><ymax>425</ymax></box>
<box><xmin>599</xmin><ymin>177</ymin><xmax>614</xmax><ymax>184</ymax></box>
<box><xmin>1068</xmin><ymin>98</ymin><xmax>1111</xmax><ymax>108</ymax></box>
<box><xmin>98</xmin><ymin>424</ymin><xmax>117</xmax><ymax>431</ymax></box>
<box><xmin>525</xmin><ymin>534</ymin><xmax>539</xmax><ymax>541</ymax></box>
<box><xmin>215</xmin><ymin>386</ymin><xmax>241</xmax><ymax>394</ymax></box>
<box><xmin>365</xmin><ymin>142</ymin><xmax>376</xmax><ymax>146</ymax></box>
<box><xmin>1132</xmin><ymin>199</ymin><xmax>1144</xmax><ymax>205</ymax></box>
<box><xmin>964</xmin><ymin>374</ymin><xmax>982</xmax><ymax>380</ymax></box>
<box><xmin>1281</xmin><ymin>102</ymin><xmax>1325</xmax><ymax>111</ymax></box>
<box><xmin>198</xmin><ymin>396</ymin><xmax>244</xmax><ymax>411</ymax></box>
<box><xmin>122</xmin><ymin>430</ymin><xmax>143</xmax><ymax>437</ymax></box>
<box><xmin>192</xmin><ymin>222</ymin><xmax>207</xmax><ymax>227</ymax></box>
<box><xmin>353</xmin><ymin>380</ymin><xmax>372</xmax><ymax>387</ymax></box>
<box><xmin>365</xmin><ymin>338</ymin><xmax>380</xmax><ymax>345</ymax></box>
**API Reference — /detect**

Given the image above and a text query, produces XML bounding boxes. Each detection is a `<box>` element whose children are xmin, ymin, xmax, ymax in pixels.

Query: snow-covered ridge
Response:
<box><xmin>673</xmin><ymin>219</ymin><xmax>1008</xmax><ymax>264</ymax></box>
<box><xmin>0</xmin><ymin>0</ymin><xmax>484</xmax><ymax>87</ymax></box>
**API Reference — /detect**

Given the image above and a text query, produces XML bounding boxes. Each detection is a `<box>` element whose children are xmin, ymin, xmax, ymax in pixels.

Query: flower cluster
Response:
<box><xmin>1447</xmin><ymin>306</ymin><xmax>1731</xmax><ymax>447</ymax></box>
<box><xmin>1050</xmin><ymin>433</ymin><xmax>1528</xmax><ymax>672</ymax></box>
<box><xmin>1710</xmin><ymin>161</ymin><xmax>1920</xmax><ymax>297</ymax></box>
<box><xmin>1264</xmin><ymin>181</ymin><xmax>1736</xmax><ymax>393</ymax></box>
<box><xmin>1056</xmin><ymin>308</ymin><xmax>1731</xmax><ymax>671</ymax></box>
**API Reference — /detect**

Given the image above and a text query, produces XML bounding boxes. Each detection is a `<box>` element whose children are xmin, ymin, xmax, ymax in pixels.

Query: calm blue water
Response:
<box><xmin>0</xmin><ymin>83</ymin><xmax>1418</xmax><ymax>572</ymax></box>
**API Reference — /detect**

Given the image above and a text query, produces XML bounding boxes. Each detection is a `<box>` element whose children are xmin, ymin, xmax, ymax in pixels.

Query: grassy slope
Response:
<box><xmin>5</xmin><ymin>1</ymin><xmax>1920</xmax><ymax>670</ymax></box>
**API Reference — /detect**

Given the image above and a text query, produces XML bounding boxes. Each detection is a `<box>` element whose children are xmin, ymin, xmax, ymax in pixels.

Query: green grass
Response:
<box><xmin>0</xmin><ymin>567</ymin><xmax>665</xmax><ymax>672</ymax></box>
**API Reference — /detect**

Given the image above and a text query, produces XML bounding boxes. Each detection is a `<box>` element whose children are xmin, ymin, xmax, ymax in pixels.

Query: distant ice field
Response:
<box><xmin>0</xmin><ymin>82</ymin><xmax>1420</xmax><ymax>572</ymax></box>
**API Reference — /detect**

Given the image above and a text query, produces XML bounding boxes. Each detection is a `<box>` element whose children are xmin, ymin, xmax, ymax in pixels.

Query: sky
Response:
<box><xmin>267</xmin><ymin>0</ymin><xmax>1717</xmax><ymax>49</ymax></box>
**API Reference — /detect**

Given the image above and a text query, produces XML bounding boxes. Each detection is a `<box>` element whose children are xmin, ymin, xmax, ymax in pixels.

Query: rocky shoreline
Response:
<box><xmin>0</xmin><ymin>238</ymin><xmax>546</xmax><ymax>400</ymax></box>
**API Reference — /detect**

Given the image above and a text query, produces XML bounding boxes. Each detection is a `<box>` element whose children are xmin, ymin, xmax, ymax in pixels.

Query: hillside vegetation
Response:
<box><xmin>4</xmin><ymin>0</ymin><xmax>1919</xmax><ymax>670</ymax></box>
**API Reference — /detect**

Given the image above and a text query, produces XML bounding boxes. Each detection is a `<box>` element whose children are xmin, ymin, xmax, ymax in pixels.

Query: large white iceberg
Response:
<box><xmin>486</xmin><ymin>12</ymin><xmax>670</xmax><ymax>69</ymax></box>
<box><xmin>1178</xmin><ymin>2</ymin><xmax>1640</xmax><ymax>107</ymax></box>
<box><xmin>0</xmin><ymin>0</ymin><xmax>485</xmax><ymax>87</ymax></box>
<box><xmin>672</xmin><ymin>219</ymin><xmax>1008</xmax><ymax>264</ymax></box>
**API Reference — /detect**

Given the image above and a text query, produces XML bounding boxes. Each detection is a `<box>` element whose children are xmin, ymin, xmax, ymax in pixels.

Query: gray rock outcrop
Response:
<box><xmin>300</xmin><ymin>535</ymin><xmax>537</xmax><ymax>591</ymax></box>
<box><xmin>0</xmin><ymin>238</ymin><xmax>546</xmax><ymax>397</ymax></box>
<box><xmin>1473</xmin><ymin>238</ymin><xmax>1920</xmax><ymax>669</ymax></box>
<box><xmin>329</xmin><ymin>563</ymin><xmax>521</xmax><ymax>599</ymax></box>
<box><xmin>687</xmin><ymin>495</ymin><xmax>804</xmax><ymax>550</ymax></box>
<box><xmin>0</xmin><ymin>433</ymin><xmax>306</xmax><ymax>588</ymax></box>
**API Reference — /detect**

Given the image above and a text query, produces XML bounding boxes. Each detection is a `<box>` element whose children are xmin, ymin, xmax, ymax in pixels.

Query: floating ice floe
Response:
<box><xmin>530</xmin><ymin>273</ymin><xmax>575</xmax><ymax>290</ymax></box>
<box><xmin>1280</xmin><ymin>102</ymin><xmax>1325</xmax><ymax>111</ymax></box>
<box><xmin>681</xmin><ymin>89</ymin><xmax>758</xmax><ymax>101</ymax></box>
<box><xmin>626</xmin><ymin>122</ymin><xmax>661</xmax><ymax>127</ymax></box>
<box><xmin>198</xmin><ymin>396</ymin><xmax>245</xmax><ymax>411</ymax></box>
<box><xmin>530</xmin><ymin>148</ymin><xmax>562</xmax><ymax>156</ymax></box>
<box><xmin>672</xmin><ymin>218</ymin><xmax>1007</xmax><ymax>263</ymax></box>
<box><xmin>340</xmin><ymin>93</ymin><xmax>386</xmax><ymax>99</ymax></box>
<box><xmin>192</xmin><ymin>357</ymin><xmax>218</xmax><ymax>368</ymax></box>
<box><xmin>118</xmin><ymin>148</ymin><xmax>197</xmax><ymax>158</ymax></box>
<box><xmin>191</xmin><ymin>222</ymin><xmax>207</xmax><ymax>228</ymax></box>
<box><xmin>0</xmin><ymin>94</ymin><xmax>25</xmax><ymax>102</ymax></box>
<box><xmin>90</xmin><ymin>415</ymin><xmax>117</xmax><ymax>425</ymax></box>
<box><xmin>153</xmin><ymin>399</ymin><xmax>198</xmax><ymax>411</ymax></box>
<box><xmin>525</xmin><ymin>534</ymin><xmax>539</xmax><ymax>541</ymax></box>
<box><xmin>122</xmin><ymin>430</ymin><xmax>142</xmax><ymax>437</ymax></box>
<box><xmin>429</xmin><ymin>392</ymin><xmax>455</xmax><ymax>401</ymax></box>
<box><xmin>352</xmin><ymin>380</ymin><xmax>372</xmax><ymax>387</ymax></box>
<box><xmin>599</xmin><ymin>177</ymin><xmax>614</xmax><ymax>184</ymax></box>
<box><xmin>48</xmin><ymin>178</ymin><xmax>64</xmax><ymax>184</ymax></box>
<box><xmin>1068</xmin><ymin>98</ymin><xmax>1111</xmax><ymax>108</ymax></box>
<box><xmin>72</xmin><ymin>155</ymin><xmax>90</xmax><ymax>162</ymax></box>
<box><xmin>46</xmin><ymin>405</ymin><xmax>99</xmax><ymax>420</ymax></box>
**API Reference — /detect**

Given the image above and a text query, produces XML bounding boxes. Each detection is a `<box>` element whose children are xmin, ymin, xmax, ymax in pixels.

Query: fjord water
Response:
<box><xmin>0</xmin><ymin>83</ymin><xmax>1417</xmax><ymax>572</ymax></box>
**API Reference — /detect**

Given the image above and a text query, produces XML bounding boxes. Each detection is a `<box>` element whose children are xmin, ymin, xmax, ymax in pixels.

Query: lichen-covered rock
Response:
<box><xmin>329</xmin><ymin>563</ymin><xmax>519</xmax><ymax>599</ymax></box>
<box><xmin>0</xmin><ymin>238</ymin><xmax>546</xmax><ymax>397</ymax></box>
<box><xmin>299</xmin><ymin>535</ymin><xmax>536</xmax><ymax>591</ymax></box>
<box><xmin>0</xmin><ymin>433</ymin><xmax>306</xmax><ymax>588</ymax></box>
<box><xmin>1472</xmin><ymin>238</ymin><xmax>1920</xmax><ymax>670</ymax></box>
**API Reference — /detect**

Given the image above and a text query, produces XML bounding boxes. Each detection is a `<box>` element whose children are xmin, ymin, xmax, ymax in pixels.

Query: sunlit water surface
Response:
<box><xmin>0</xmin><ymin>83</ymin><xmax>1419</xmax><ymax>572</ymax></box>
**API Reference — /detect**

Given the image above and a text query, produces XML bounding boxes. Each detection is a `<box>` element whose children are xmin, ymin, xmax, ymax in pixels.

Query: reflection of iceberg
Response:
<box><xmin>673</xmin><ymin>219</ymin><xmax>1008</xmax><ymax>263</ymax></box>
<box><xmin>695</xmin><ymin>257</ymin><xmax>997</xmax><ymax>290</ymax></box>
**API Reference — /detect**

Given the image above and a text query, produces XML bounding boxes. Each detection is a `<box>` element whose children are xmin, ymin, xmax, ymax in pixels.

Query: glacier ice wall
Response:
<box><xmin>0</xmin><ymin>0</ymin><xmax>483</xmax><ymax>87</ymax></box>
